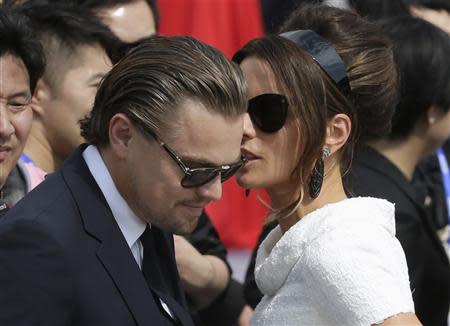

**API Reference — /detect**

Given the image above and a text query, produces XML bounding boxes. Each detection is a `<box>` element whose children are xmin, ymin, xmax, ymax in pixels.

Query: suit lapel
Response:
<box><xmin>61</xmin><ymin>146</ymin><xmax>166</xmax><ymax>325</ymax></box>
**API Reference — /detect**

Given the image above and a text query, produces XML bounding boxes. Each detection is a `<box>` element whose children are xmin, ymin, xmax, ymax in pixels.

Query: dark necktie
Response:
<box><xmin>140</xmin><ymin>226</ymin><xmax>181</xmax><ymax>326</ymax></box>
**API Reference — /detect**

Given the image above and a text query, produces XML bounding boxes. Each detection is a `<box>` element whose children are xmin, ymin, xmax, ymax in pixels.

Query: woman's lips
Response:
<box><xmin>241</xmin><ymin>148</ymin><xmax>260</xmax><ymax>161</ymax></box>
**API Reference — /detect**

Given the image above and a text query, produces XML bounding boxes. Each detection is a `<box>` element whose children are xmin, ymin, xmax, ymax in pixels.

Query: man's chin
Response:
<box><xmin>0</xmin><ymin>161</ymin><xmax>15</xmax><ymax>188</ymax></box>
<box><xmin>173</xmin><ymin>214</ymin><xmax>201</xmax><ymax>236</ymax></box>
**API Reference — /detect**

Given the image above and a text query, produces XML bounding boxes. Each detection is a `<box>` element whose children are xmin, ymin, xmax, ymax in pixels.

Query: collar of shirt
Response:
<box><xmin>82</xmin><ymin>145</ymin><xmax>147</xmax><ymax>251</ymax></box>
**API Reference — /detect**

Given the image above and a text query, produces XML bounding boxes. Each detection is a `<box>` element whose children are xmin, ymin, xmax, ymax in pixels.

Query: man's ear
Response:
<box><xmin>31</xmin><ymin>79</ymin><xmax>51</xmax><ymax>118</ymax></box>
<box><xmin>108</xmin><ymin>113</ymin><xmax>133</xmax><ymax>159</ymax></box>
<box><xmin>324</xmin><ymin>113</ymin><xmax>352</xmax><ymax>155</ymax></box>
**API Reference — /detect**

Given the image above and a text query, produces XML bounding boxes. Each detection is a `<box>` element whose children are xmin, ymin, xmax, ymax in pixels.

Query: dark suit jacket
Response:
<box><xmin>0</xmin><ymin>146</ymin><xmax>194</xmax><ymax>326</ymax></box>
<box><xmin>351</xmin><ymin>145</ymin><xmax>450</xmax><ymax>326</ymax></box>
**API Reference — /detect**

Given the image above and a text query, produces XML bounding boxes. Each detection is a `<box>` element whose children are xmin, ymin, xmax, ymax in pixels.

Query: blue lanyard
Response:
<box><xmin>436</xmin><ymin>148</ymin><xmax>450</xmax><ymax>244</ymax></box>
<box><xmin>20</xmin><ymin>153</ymin><xmax>34</xmax><ymax>164</ymax></box>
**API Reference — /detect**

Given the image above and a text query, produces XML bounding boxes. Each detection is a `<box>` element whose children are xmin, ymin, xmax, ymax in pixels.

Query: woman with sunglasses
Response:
<box><xmin>233</xmin><ymin>5</ymin><xmax>420</xmax><ymax>326</ymax></box>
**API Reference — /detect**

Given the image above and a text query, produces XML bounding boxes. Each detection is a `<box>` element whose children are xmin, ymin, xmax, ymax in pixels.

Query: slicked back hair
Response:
<box><xmin>80</xmin><ymin>35</ymin><xmax>247</xmax><ymax>147</ymax></box>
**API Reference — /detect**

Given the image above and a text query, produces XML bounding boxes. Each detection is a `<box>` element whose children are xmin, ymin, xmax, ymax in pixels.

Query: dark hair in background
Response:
<box><xmin>349</xmin><ymin>0</ymin><xmax>410</xmax><ymax>20</ymax></box>
<box><xmin>234</xmin><ymin>5</ymin><xmax>397</xmax><ymax>218</ymax></box>
<box><xmin>80</xmin><ymin>35</ymin><xmax>247</xmax><ymax>147</ymax></box>
<box><xmin>0</xmin><ymin>4</ymin><xmax>45</xmax><ymax>94</ymax></box>
<box><xmin>17</xmin><ymin>1</ymin><xmax>120</xmax><ymax>90</ymax></box>
<box><xmin>261</xmin><ymin>0</ymin><xmax>321</xmax><ymax>33</ymax></box>
<box><xmin>383</xmin><ymin>16</ymin><xmax>450</xmax><ymax>140</ymax></box>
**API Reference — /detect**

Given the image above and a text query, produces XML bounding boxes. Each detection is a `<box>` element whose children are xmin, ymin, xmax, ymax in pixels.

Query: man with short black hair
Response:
<box><xmin>19</xmin><ymin>1</ymin><xmax>119</xmax><ymax>172</ymax></box>
<box><xmin>0</xmin><ymin>35</ymin><xmax>247</xmax><ymax>325</ymax></box>
<box><xmin>0</xmin><ymin>5</ymin><xmax>45</xmax><ymax>215</ymax></box>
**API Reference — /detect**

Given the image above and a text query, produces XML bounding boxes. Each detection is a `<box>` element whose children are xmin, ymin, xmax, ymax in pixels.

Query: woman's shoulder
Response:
<box><xmin>295</xmin><ymin>198</ymin><xmax>414</xmax><ymax>325</ymax></box>
<box><xmin>297</xmin><ymin>197</ymin><xmax>396</xmax><ymax>243</ymax></box>
<box><xmin>301</xmin><ymin>197</ymin><xmax>401</xmax><ymax>271</ymax></box>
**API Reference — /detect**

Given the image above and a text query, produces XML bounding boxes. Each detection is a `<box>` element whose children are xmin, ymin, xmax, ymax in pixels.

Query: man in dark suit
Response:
<box><xmin>0</xmin><ymin>35</ymin><xmax>247</xmax><ymax>325</ymax></box>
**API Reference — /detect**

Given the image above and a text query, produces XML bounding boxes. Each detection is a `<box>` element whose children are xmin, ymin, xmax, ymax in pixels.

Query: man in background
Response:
<box><xmin>0</xmin><ymin>5</ymin><xmax>45</xmax><ymax>214</ymax></box>
<box><xmin>19</xmin><ymin>1</ymin><xmax>118</xmax><ymax>172</ymax></box>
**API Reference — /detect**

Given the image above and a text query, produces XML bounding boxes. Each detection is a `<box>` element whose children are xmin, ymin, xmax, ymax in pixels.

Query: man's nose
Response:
<box><xmin>0</xmin><ymin>106</ymin><xmax>14</xmax><ymax>139</ymax></box>
<box><xmin>196</xmin><ymin>174</ymin><xmax>223</xmax><ymax>202</ymax></box>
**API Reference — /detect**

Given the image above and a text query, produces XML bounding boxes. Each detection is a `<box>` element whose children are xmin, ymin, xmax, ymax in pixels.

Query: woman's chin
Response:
<box><xmin>236</xmin><ymin>172</ymin><xmax>267</xmax><ymax>190</ymax></box>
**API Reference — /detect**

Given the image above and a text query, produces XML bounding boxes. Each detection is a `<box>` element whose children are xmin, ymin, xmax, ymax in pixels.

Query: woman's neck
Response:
<box><xmin>267</xmin><ymin>160</ymin><xmax>348</xmax><ymax>234</ymax></box>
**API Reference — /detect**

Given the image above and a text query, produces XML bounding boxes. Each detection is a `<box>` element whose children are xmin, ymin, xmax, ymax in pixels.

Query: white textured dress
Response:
<box><xmin>251</xmin><ymin>197</ymin><xmax>414</xmax><ymax>326</ymax></box>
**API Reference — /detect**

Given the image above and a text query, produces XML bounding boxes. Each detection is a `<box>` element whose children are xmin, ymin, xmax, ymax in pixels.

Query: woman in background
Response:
<box><xmin>352</xmin><ymin>16</ymin><xmax>450</xmax><ymax>326</ymax></box>
<box><xmin>233</xmin><ymin>4</ymin><xmax>420</xmax><ymax>325</ymax></box>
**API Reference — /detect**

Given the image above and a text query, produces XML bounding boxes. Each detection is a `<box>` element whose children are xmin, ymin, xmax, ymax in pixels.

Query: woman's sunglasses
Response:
<box><xmin>248</xmin><ymin>93</ymin><xmax>288</xmax><ymax>133</ymax></box>
<box><xmin>147</xmin><ymin>129</ymin><xmax>246</xmax><ymax>188</ymax></box>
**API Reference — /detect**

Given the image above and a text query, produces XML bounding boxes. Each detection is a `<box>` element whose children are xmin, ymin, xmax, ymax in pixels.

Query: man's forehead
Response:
<box><xmin>162</xmin><ymin>99</ymin><xmax>244</xmax><ymax>165</ymax></box>
<box><xmin>58</xmin><ymin>44</ymin><xmax>111</xmax><ymax>81</ymax></box>
<box><xmin>0</xmin><ymin>55</ymin><xmax>31</xmax><ymax>97</ymax></box>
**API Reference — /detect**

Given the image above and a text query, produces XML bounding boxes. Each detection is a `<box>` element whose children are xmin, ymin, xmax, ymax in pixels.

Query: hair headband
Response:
<box><xmin>280</xmin><ymin>30</ymin><xmax>351</xmax><ymax>96</ymax></box>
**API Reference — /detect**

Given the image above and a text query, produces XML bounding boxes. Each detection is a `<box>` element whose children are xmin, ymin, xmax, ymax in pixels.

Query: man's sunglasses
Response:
<box><xmin>147</xmin><ymin>130</ymin><xmax>246</xmax><ymax>188</ymax></box>
<box><xmin>248</xmin><ymin>93</ymin><xmax>288</xmax><ymax>133</ymax></box>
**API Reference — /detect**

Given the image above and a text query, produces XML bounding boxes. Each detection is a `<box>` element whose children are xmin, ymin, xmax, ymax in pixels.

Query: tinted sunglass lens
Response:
<box><xmin>248</xmin><ymin>94</ymin><xmax>288</xmax><ymax>133</ymax></box>
<box><xmin>181</xmin><ymin>170</ymin><xmax>219</xmax><ymax>188</ymax></box>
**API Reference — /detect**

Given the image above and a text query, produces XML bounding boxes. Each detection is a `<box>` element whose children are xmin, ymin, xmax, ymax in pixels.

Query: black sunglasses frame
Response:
<box><xmin>146</xmin><ymin>130</ymin><xmax>246</xmax><ymax>188</ymax></box>
<box><xmin>248</xmin><ymin>93</ymin><xmax>289</xmax><ymax>133</ymax></box>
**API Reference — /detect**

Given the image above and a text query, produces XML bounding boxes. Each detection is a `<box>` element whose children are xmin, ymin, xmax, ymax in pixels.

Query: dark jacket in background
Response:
<box><xmin>415</xmin><ymin>139</ymin><xmax>450</xmax><ymax>230</ymax></box>
<box><xmin>186</xmin><ymin>212</ymin><xmax>246</xmax><ymax>326</ymax></box>
<box><xmin>351</xmin><ymin>145</ymin><xmax>450</xmax><ymax>326</ymax></box>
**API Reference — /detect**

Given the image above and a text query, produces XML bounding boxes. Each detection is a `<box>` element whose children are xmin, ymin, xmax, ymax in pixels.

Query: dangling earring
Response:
<box><xmin>308</xmin><ymin>147</ymin><xmax>331</xmax><ymax>199</ymax></box>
